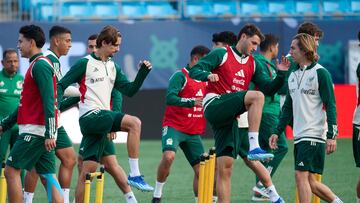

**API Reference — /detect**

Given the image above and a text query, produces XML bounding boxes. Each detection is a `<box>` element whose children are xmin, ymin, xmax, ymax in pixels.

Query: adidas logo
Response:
<box><xmin>80</xmin><ymin>147</ymin><xmax>84</xmax><ymax>151</ymax></box>
<box><xmin>7</xmin><ymin>156</ymin><xmax>12</xmax><ymax>161</ymax></box>
<box><xmin>235</xmin><ymin>70</ymin><xmax>245</xmax><ymax>77</ymax></box>
<box><xmin>298</xmin><ymin>161</ymin><xmax>304</xmax><ymax>166</ymax></box>
<box><xmin>196</xmin><ymin>89</ymin><xmax>203</xmax><ymax>97</ymax></box>
<box><xmin>93</xmin><ymin>67</ymin><xmax>99</xmax><ymax>72</ymax></box>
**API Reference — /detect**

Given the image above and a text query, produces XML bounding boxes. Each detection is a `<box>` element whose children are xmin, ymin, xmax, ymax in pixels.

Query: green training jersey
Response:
<box><xmin>0</xmin><ymin>69</ymin><xmax>23</xmax><ymax>119</ymax></box>
<box><xmin>254</xmin><ymin>54</ymin><xmax>280</xmax><ymax>115</ymax></box>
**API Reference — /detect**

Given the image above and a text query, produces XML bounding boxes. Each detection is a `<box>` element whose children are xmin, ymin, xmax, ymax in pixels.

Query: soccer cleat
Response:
<box><xmin>252</xmin><ymin>185</ymin><xmax>269</xmax><ymax>198</ymax></box>
<box><xmin>151</xmin><ymin>197</ymin><xmax>161</xmax><ymax>203</ymax></box>
<box><xmin>272</xmin><ymin>197</ymin><xmax>285</xmax><ymax>203</ymax></box>
<box><xmin>127</xmin><ymin>175</ymin><xmax>154</xmax><ymax>192</ymax></box>
<box><xmin>247</xmin><ymin>148</ymin><xmax>274</xmax><ymax>161</ymax></box>
<box><xmin>251</xmin><ymin>193</ymin><xmax>270</xmax><ymax>201</ymax></box>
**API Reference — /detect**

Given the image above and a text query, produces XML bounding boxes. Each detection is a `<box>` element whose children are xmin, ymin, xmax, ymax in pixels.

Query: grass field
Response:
<box><xmin>28</xmin><ymin>138</ymin><xmax>357</xmax><ymax>202</ymax></box>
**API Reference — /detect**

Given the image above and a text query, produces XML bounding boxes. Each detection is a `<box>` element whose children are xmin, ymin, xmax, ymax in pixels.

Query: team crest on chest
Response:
<box><xmin>16</xmin><ymin>81</ymin><xmax>23</xmax><ymax>89</ymax></box>
<box><xmin>0</xmin><ymin>81</ymin><xmax>4</xmax><ymax>87</ymax></box>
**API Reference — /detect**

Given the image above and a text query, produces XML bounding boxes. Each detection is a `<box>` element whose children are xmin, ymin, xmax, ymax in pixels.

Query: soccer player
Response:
<box><xmin>0</xmin><ymin>49</ymin><xmax>23</xmax><ymax>164</ymax></box>
<box><xmin>270</xmin><ymin>33</ymin><xmax>343</xmax><ymax>203</ymax></box>
<box><xmin>189</xmin><ymin>24</ymin><xmax>288</xmax><ymax>203</ymax></box>
<box><xmin>353</xmin><ymin>30</ymin><xmax>360</xmax><ymax>203</ymax></box>
<box><xmin>279</xmin><ymin>21</ymin><xmax>324</xmax><ymax>108</ymax></box>
<box><xmin>87</xmin><ymin>34</ymin><xmax>98</xmax><ymax>53</ymax></box>
<box><xmin>251</xmin><ymin>34</ymin><xmax>288</xmax><ymax>201</ymax></box>
<box><xmin>57</xmin><ymin>25</ymin><xmax>152</xmax><ymax>203</ymax></box>
<box><xmin>23</xmin><ymin>25</ymin><xmax>76</xmax><ymax>203</ymax></box>
<box><xmin>2</xmin><ymin>24</ymin><xmax>63</xmax><ymax>203</ymax></box>
<box><xmin>212</xmin><ymin>30</ymin><xmax>284</xmax><ymax>202</ymax></box>
<box><xmin>77</xmin><ymin>33</ymin><xmax>151</xmax><ymax>193</ymax></box>
<box><xmin>151</xmin><ymin>45</ymin><xmax>211</xmax><ymax>203</ymax></box>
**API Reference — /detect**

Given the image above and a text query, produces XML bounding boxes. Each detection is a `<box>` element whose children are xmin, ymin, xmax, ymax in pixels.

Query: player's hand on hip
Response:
<box><xmin>207</xmin><ymin>74</ymin><xmax>219</xmax><ymax>82</ymax></box>
<box><xmin>139</xmin><ymin>60</ymin><xmax>152</xmax><ymax>70</ymax></box>
<box><xmin>45</xmin><ymin>138</ymin><xmax>56</xmax><ymax>151</ymax></box>
<box><xmin>276</xmin><ymin>55</ymin><xmax>290</xmax><ymax>71</ymax></box>
<box><xmin>326</xmin><ymin>139</ymin><xmax>337</xmax><ymax>154</ymax></box>
<box><xmin>108</xmin><ymin>132</ymin><xmax>117</xmax><ymax>141</ymax></box>
<box><xmin>269</xmin><ymin>134</ymin><xmax>279</xmax><ymax>150</ymax></box>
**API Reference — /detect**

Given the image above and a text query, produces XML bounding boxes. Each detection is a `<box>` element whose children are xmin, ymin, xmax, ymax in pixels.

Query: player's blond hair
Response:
<box><xmin>293</xmin><ymin>33</ymin><xmax>319</xmax><ymax>62</ymax></box>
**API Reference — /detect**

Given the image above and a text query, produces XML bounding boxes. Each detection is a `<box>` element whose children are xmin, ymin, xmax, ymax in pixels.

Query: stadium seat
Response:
<box><xmin>239</xmin><ymin>0</ymin><xmax>268</xmax><ymax>16</ymax></box>
<box><xmin>350</xmin><ymin>0</ymin><xmax>360</xmax><ymax>12</ymax></box>
<box><xmin>267</xmin><ymin>0</ymin><xmax>295</xmax><ymax>15</ymax></box>
<box><xmin>145</xmin><ymin>2</ymin><xmax>178</xmax><ymax>19</ymax></box>
<box><xmin>38</xmin><ymin>4</ymin><xmax>54</xmax><ymax>21</ymax></box>
<box><xmin>120</xmin><ymin>2</ymin><xmax>147</xmax><ymax>19</ymax></box>
<box><xmin>60</xmin><ymin>2</ymin><xmax>92</xmax><ymax>19</ymax></box>
<box><xmin>322</xmin><ymin>0</ymin><xmax>349</xmax><ymax>14</ymax></box>
<box><xmin>184</xmin><ymin>1</ymin><xmax>214</xmax><ymax>18</ymax></box>
<box><xmin>294</xmin><ymin>0</ymin><xmax>320</xmax><ymax>14</ymax></box>
<box><xmin>212</xmin><ymin>0</ymin><xmax>238</xmax><ymax>17</ymax></box>
<box><xmin>93</xmin><ymin>2</ymin><xmax>119</xmax><ymax>19</ymax></box>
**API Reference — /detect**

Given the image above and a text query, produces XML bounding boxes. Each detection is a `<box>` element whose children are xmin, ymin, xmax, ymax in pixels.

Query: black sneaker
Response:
<box><xmin>151</xmin><ymin>197</ymin><xmax>161</xmax><ymax>203</ymax></box>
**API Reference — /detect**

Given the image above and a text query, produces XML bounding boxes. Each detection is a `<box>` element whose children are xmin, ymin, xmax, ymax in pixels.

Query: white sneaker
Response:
<box><xmin>252</xmin><ymin>185</ymin><xmax>270</xmax><ymax>198</ymax></box>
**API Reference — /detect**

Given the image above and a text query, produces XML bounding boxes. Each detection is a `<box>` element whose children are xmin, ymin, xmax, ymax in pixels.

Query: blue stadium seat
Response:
<box><xmin>322</xmin><ymin>0</ymin><xmax>349</xmax><ymax>14</ymax></box>
<box><xmin>38</xmin><ymin>4</ymin><xmax>54</xmax><ymax>21</ymax></box>
<box><xmin>212</xmin><ymin>0</ymin><xmax>238</xmax><ymax>16</ymax></box>
<box><xmin>185</xmin><ymin>1</ymin><xmax>214</xmax><ymax>18</ymax></box>
<box><xmin>239</xmin><ymin>0</ymin><xmax>268</xmax><ymax>16</ymax></box>
<box><xmin>120</xmin><ymin>2</ymin><xmax>147</xmax><ymax>19</ymax></box>
<box><xmin>350</xmin><ymin>0</ymin><xmax>360</xmax><ymax>12</ymax></box>
<box><xmin>93</xmin><ymin>2</ymin><xmax>119</xmax><ymax>18</ymax></box>
<box><xmin>267</xmin><ymin>0</ymin><xmax>295</xmax><ymax>15</ymax></box>
<box><xmin>294</xmin><ymin>0</ymin><xmax>320</xmax><ymax>14</ymax></box>
<box><xmin>61</xmin><ymin>2</ymin><xmax>92</xmax><ymax>19</ymax></box>
<box><xmin>145</xmin><ymin>2</ymin><xmax>178</xmax><ymax>18</ymax></box>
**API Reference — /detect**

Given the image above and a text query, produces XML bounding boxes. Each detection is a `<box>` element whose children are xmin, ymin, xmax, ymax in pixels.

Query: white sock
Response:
<box><xmin>129</xmin><ymin>158</ymin><xmax>141</xmax><ymax>177</ymax></box>
<box><xmin>265</xmin><ymin>185</ymin><xmax>280</xmax><ymax>202</ymax></box>
<box><xmin>357</xmin><ymin>196</ymin><xmax>360</xmax><ymax>203</ymax></box>
<box><xmin>124</xmin><ymin>191</ymin><xmax>138</xmax><ymax>203</ymax></box>
<box><xmin>23</xmin><ymin>192</ymin><xmax>34</xmax><ymax>203</ymax></box>
<box><xmin>63</xmin><ymin>188</ymin><xmax>70</xmax><ymax>203</ymax></box>
<box><xmin>153</xmin><ymin>181</ymin><xmax>165</xmax><ymax>198</ymax></box>
<box><xmin>212</xmin><ymin>196</ymin><xmax>218</xmax><ymax>203</ymax></box>
<box><xmin>248</xmin><ymin>132</ymin><xmax>260</xmax><ymax>151</ymax></box>
<box><xmin>195</xmin><ymin>197</ymin><xmax>198</xmax><ymax>203</ymax></box>
<box><xmin>331</xmin><ymin>196</ymin><xmax>343</xmax><ymax>203</ymax></box>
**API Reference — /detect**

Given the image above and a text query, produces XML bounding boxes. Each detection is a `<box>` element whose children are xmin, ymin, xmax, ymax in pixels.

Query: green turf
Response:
<box><xmin>29</xmin><ymin>139</ymin><xmax>357</xmax><ymax>202</ymax></box>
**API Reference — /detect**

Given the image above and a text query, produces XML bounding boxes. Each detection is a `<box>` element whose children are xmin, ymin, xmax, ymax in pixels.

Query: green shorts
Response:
<box><xmin>294</xmin><ymin>141</ymin><xmax>325</xmax><ymax>174</ymax></box>
<box><xmin>238</xmin><ymin>128</ymin><xmax>249</xmax><ymax>158</ymax></box>
<box><xmin>79</xmin><ymin>137</ymin><xmax>116</xmax><ymax>158</ymax></box>
<box><xmin>162</xmin><ymin>126</ymin><xmax>204</xmax><ymax>166</ymax></box>
<box><xmin>0</xmin><ymin>125</ymin><xmax>19</xmax><ymax>161</ymax></box>
<box><xmin>6</xmin><ymin>133</ymin><xmax>56</xmax><ymax>174</ymax></box>
<box><xmin>204</xmin><ymin>92</ymin><xmax>247</xmax><ymax>158</ymax></box>
<box><xmin>79</xmin><ymin>110</ymin><xmax>123</xmax><ymax>162</ymax></box>
<box><xmin>55</xmin><ymin>126</ymin><xmax>73</xmax><ymax>150</ymax></box>
<box><xmin>353</xmin><ymin>125</ymin><xmax>360</xmax><ymax>167</ymax></box>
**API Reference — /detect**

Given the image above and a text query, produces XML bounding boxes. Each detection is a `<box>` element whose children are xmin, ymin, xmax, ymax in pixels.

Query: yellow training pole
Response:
<box><xmin>0</xmin><ymin>162</ymin><xmax>6</xmax><ymax>203</ymax></box>
<box><xmin>312</xmin><ymin>174</ymin><xmax>322</xmax><ymax>203</ymax></box>
<box><xmin>198</xmin><ymin>154</ymin><xmax>206</xmax><ymax>203</ymax></box>
<box><xmin>95</xmin><ymin>167</ymin><xmax>105</xmax><ymax>203</ymax></box>
<box><xmin>295</xmin><ymin>188</ymin><xmax>299</xmax><ymax>203</ymax></box>
<box><xmin>84</xmin><ymin>174</ymin><xmax>91</xmax><ymax>203</ymax></box>
<box><xmin>207</xmin><ymin>148</ymin><xmax>216</xmax><ymax>203</ymax></box>
<box><xmin>204</xmin><ymin>154</ymin><xmax>210</xmax><ymax>203</ymax></box>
